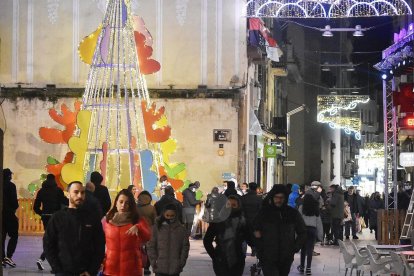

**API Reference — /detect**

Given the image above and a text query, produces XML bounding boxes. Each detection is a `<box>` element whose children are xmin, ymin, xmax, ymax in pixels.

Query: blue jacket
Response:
<box><xmin>288</xmin><ymin>184</ymin><xmax>300</xmax><ymax>208</ymax></box>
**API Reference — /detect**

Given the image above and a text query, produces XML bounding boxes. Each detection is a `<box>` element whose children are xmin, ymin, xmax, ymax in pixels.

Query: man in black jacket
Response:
<box><xmin>33</xmin><ymin>174</ymin><xmax>68</xmax><ymax>270</ymax></box>
<box><xmin>2</xmin><ymin>168</ymin><xmax>19</xmax><ymax>268</ymax></box>
<box><xmin>182</xmin><ymin>183</ymin><xmax>202</xmax><ymax>236</ymax></box>
<box><xmin>254</xmin><ymin>184</ymin><xmax>306</xmax><ymax>276</ymax></box>
<box><xmin>154</xmin><ymin>186</ymin><xmax>183</xmax><ymax>223</ymax></box>
<box><xmin>241</xmin><ymin>182</ymin><xmax>262</xmax><ymax>256</ymax></box>
<box><xmin>90</xmin><ymin>171</ymin><xmax>111</xmax><ymax>217</ymax></box>
<box><xmin>344</xmin><ymin>186</ymin><xmax>359</xmax><ymax>239</ymax></box>
<box><xmin>43</xmin><ymin>181</ymin><xmax>105</xmax><ymax>276</ymax></box>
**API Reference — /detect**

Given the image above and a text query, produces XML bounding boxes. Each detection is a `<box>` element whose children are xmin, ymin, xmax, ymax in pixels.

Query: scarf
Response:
<box><xmin>110</xmin><ymin>212</ymin><xmax>133</xmax><ymax>226</ymax></box>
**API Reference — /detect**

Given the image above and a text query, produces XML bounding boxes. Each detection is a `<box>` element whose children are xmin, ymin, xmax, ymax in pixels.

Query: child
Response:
<box><xmin>344</xmin><ymin>201</ymin><xmax>353</xmax><ymax>239</ymax></box>
<box><xmin>147</xmin><ymin>204</ymin><xmax>190</xmax><ymax>276</ymax></box>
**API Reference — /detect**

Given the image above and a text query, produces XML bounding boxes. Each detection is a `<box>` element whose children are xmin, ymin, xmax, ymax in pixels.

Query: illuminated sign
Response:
<box><xmin>399</xmin><ymin>117</ymin><xmax>414</xmax><ymax>128</ymax></box>
<box><xmin>400</xmin><ymin>152</ymin><xmax>414</xmax><ymax>167</ymax></box>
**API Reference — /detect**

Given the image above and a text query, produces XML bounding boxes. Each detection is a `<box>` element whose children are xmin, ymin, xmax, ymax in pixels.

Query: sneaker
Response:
<box><xmin>36</xmin><ymin>259</ymin><xmax>45</xmax><ymax>270</ymax></box>
<box><xmin>353</xmin><ymin>236</ymin><xmax>359</xmax><ymax>240</ymax></box>
<box><xmin>297</xmin><ymin>265</ymin><xmax>304</xmax><ymax>273</ymax></box>
<box><xmin>144</xmin><ymin>268</ymin><xmax>151</xmax><ymax>275</ymax></box>
<box><xmin>3</xmin><ymin>257</ymin><xmax>16</xmax><ymax>267</ymax></box>
<box><xmin>306</xmin><ymin>268</ymin><xmax>312</xmax><ymax>275</ymax></box>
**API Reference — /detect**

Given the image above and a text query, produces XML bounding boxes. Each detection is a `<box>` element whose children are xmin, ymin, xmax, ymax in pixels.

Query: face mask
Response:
<box><xmin>166</xmin><ymin>218</ymin><xmax>176</xmax><ymax>224</ymax></box>
<box><xmin>191</xmin><ymin>188</ymin><xmax>196</xmax><ymax>192</ymax></box>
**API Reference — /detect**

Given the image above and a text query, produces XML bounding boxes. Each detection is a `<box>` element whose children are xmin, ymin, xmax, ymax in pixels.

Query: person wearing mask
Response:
<box><xmin>102</xmin><ymin>189</ymin><xmax>151</xmax><ymax>276</ymax></box>
<box><xmin>127</xmin><ymin>184</ymin><xmax>139</xmax><ymax>203</ymax></box>
<box><xmin>224</xmin><ymin>181</ymin><xmax>238</xmax><ymax>197</ymax></box>
<box><xmin>155</xmin><ymin>186</ymin><xmax>183</xmax><ymax>223</ymax></box>
<box><xmin>297</xmin><ymin>194</ymin><xmax>323</xmax><ymax>275</ymax></box>
<box><xmin>147</xmin><ymin>204</ymin><xmax>190</xmax><ymax>276</ymax></box>
<box><xmin>33</xmin><ymin>174</ymin><xmax>68</xmax><ymax>270</ymax></box>
<box><xmin>369</xmin><ymin>192</ymin><xmax>384</xmax><ymax>240</ymax></box>
<box><xmin>182</xmin><ymin>183</ymin><xmax>202</xmax><ymax>236</ymax></box>
<box><xmin>254</xmin><ymin>185</ymin><xmax>307</xmax><ymax>276</ymax></box>
<box><xmin>203</xmin><ymin>195</ymin><xmax>251</xmax><ymax>276</ymax></box>
<box><xmin>2</xmin><ymin>169</ymin><xmax>19</xmax><ymax>268</ymax></box>
<box><xmin>204</xmin><ymin>187</ymin><xmax>227</xmax><ymax>223</ymax></box>
<box><xmin>344</xmin><ymin>186</ymin><xmax>359</xmax><ymax>240</ymax></box>
<box><xmin>84</xmin><ymin>182</ymin><xmax>103</xmax><ymax>218</ymax></box>
<box><xmin>328</xmin><ymin>184</ymin><xmax>344</xmax><ymax>245</ymax></box>
<box><xmin>159</xmin><ymin>175</ymin><xmax>171</xmax><ymax>197</ymax></box>
<box><xmin>237</xmin><ymin>182</ymin><xmax>249</xmax><ymax>196</ymax></box>
<box><xmin>241</xmin><ymin>182</ymin><xmax>263</xmax><ymax>256</ymax></box>
<box><xmin>90</xmin><ymin>171</ymin><xmax>111</xmax><ymax>216</ymax></box>
<box><xmin>43</xmin><ymin>181</ymin><xmax>105</xmax><ymax>276</ymax></box>
<box><xmin>288</xmin><ymin>184</ymin><xmax>300</xmax><ymax>208</ymax></box>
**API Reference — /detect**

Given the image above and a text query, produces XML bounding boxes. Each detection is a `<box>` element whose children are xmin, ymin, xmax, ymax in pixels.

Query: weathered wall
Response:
<box><xmin>0</xmin><ymin>0</ymin><xmax>247</xmax><ymax>89</ymax></box>
<box><xmin>2</xmin><ymin>97</ymin><xmax>238</xmax><ymax>197</ymax></box>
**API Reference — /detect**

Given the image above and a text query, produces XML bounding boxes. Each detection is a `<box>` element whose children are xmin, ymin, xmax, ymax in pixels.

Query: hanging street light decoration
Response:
<box><xmin>317</xmin><ymin>95</ymin><xmax>370</xmax><ymax>140</ymax></box>
<box><xmin>245</xmin><ymin>0</ymin><xmax>412</xmax><ymax>18</ymax></box>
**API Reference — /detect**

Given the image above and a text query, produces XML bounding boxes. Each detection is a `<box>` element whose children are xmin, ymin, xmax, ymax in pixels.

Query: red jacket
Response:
<box><xmin>103</xmin><ymin>219</ymin><xmax>151</xmax><ymax>276</ymax></box>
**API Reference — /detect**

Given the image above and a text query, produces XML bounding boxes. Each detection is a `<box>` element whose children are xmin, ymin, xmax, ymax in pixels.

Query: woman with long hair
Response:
<box><xmin>147</xmin><ymin>204</ymin><xmax>190</xmax><ymax>276</ymax></box>
<box><xmin>297</xmin><ymin>194</ymin><xmax>323</xmax><ymax>275</ymax></box>
<box><xmin>102</xmin><ymin>189</ymin><xmax>151</xmax><ymax>276</ymax></box>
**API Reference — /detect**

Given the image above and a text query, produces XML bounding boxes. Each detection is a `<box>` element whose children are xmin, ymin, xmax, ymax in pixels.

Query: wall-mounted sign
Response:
<box><xmin>399</xmin><ymin>117</ymin><xmax>414</xmax><ymax>129</ymax></box>
<box><xmin>264</xmin><ymin>144</ymin><xmax>277</xmax><ymax>158</ymax></box>
<box><xmin>214</xmin><ymin>129</ymin><xmax>232</xmax><ymax>142</ymax></box>
<box><xmin>400</xmin><ymin>152</ymin><xmax>414</xmax><ymax>167</ymax></box>
<box><xmin>283</xmin><ymin>161</ymin><xmax>296</xmax><ymax>167</ymax></box>
<box><xmin>222</xmin><ymin>172</ymin><xmax>235</xmax><ymax>180</ymax></box>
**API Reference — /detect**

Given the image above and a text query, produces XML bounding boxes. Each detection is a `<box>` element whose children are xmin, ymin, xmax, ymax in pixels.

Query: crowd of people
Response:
<box><xmin>2</xmin><ymin>168</ymin><xmax>406</xmax><ymax>276</ymax></box>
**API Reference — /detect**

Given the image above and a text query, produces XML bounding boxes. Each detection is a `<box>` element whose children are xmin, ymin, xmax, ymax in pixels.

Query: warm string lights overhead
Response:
<box><xmin>317</xmin><ymin>95</ymin><xmax>370</xmax><ymax>140</ymax></box>
<box><xmin>245</xmin><ymin>0</ymin><xmax>412</xmax><ymax>18</ymax></box>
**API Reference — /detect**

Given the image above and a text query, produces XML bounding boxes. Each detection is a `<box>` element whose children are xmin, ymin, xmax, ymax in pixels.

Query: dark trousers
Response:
<box><xmin>300</xmin><ymin>227</ymin><xmax>316</xmax><ymax>269</ymax></box>
<box><xmin>262</xmin><ymin>258</ymin><xmax>294</xmax><ymax>276</ymax></box>
<box><xmin>322</xmin><ymin>223</ymin><xmax>331</xmax><ymax>241</ymax></box>
<box><xmin>40</xmin><ymin>216</ymin><xmax>51</xmax><ymax>261</ymax></box>
<box><xmin>331</xmin><ymin>218</ymin><xmax>343</xmax><ymax>242</ymax></box>
<box><xmin>344</xmin><ymin>214</ymin><xmax>357</xmax><ymax>237</ymax></box>
<box><xmin>212</xmin><ymin>256</ymin><xmax>245</xmax><ymax>276</ymax></box>
<box><xmin>2</xmin><ymin>214</ymin><xmax>19</xmax><ymax>259</ymax></box>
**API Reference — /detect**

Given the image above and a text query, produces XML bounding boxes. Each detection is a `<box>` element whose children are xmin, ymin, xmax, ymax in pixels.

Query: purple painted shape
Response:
<box><xmin>399</xmin><ymin>28</ymin><xmax>407</xmax><ymax>40</ymax></box>
<box><xmin>100</xmin><ymin>25</ymin><xmax>110</xmax><ymax>64</ymax></box>
<box><xmin>122</xmin><ymin>0</ymin><xmax>128</xmax><ymax>27</ymax></box>
<box><xmin>394</xmin><ymin>33</ymin><xmax>399</xmax><ymax>43</ymax></box>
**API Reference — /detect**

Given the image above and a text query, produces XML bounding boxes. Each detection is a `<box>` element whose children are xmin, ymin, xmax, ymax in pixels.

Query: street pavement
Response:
<box><xmin>2</xmin><ymin>229</ymin><xmax>376</xmax><ymax>276</ymax></box>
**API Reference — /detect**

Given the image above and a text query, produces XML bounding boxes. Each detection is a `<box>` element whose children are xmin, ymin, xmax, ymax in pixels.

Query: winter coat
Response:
<box><xmin>344</xmin><ymin>193</ymin><xmax>359</xmax><ymax>214</ymax></box>
<box><xmin>147</xmin><ymin>219</ymin><xmax>190</xmax><ymax>275</ymax></box>
<box><xmin>83</xmin><ymin>190</ymin><xmax>103</xmax><ymax>219</ymax></box>
<box><xmin>288</xmin><ymin>184</ymin><xmax>300</xmax><ymax>208</ymax></box>
<box><xmin>320</xmin><ymin>206</ymin><xmax>331</xmax><ymax>224</ymax></box>
<box><xmin>205</xmin><ymin>193</ymin><xmax>227</xmax><ymax>223</ymax></box>
<box><xmin>43</xmin><ymin>207</ymin><xmax>105</xmax><ymax>275</ymax></box>
<box><xmin>137</xmin><ymin>194</ymin><xmax>157</xmax><ymax>226</ymax></box>
<box><xmin>241</xmin><ymin>190</ymin><xmax>262</xmax><ymax>224</ymax></box>
<box><xmin>3</xmin><ymin>179</ymin><xmax>18</xmax><ymax>216</ymax></box>
<box><xmin>203</xmin><ymin>205</ymin><xmax>251</xmax><ymax>276</ymax></box>
<box><xmin>103</xmin><ymin>218</ymin><xmax>151</xmax><ymax>276</ymax></box>
<box><xmin>182</xmin><ymin>188</ymin><xmax>201</xmax><ymax>214</ymax></box>
<box><xmin>398</xmin><ymin>191</ymin><xmax>410</xmax><ymax>210</ymax></box>
<box><xmin>93</xmin><ymin>184</ymin><xmax>111</xmax><ymax>216</ymax></box>
<box><xmin>254</xmin><ymin>187</ymin><xmax>306</xmax><ymax>265</ymax></box>
<box><xmin>298</xmin><ymin>206</ymin><xmax>324</xmax><ymax>241</ymax></box>
<box><xmin>224</xmin><ymin>188</ymin><xmax>238</xmax><ymax>198</ymax></box>
<box><xmin>369</xmin><ymin>198</ymin><xmax>384</xmax><ymax>230</ymax></box>
<box><xmin>329</xmin><ymin>188</ymin><xmax>345</xmax><ymax>219</ymax></box>
<box><xmin>33</xmin><ymin>179</ymin><xmax>68</xmax><ymax>216</ymax></box>
<box><xmin>154</xmin><ymin>194</ymin><xmax>183</xmax><ymax>223</ymax></box>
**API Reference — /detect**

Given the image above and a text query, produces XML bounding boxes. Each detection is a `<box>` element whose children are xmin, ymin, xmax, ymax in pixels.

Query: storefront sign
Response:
<box><xmin>283</xmin><ymin>161</ymin><xmax>296</xmax><ymax>167</ymax></box>
<box><xmin>222</xmin><ymin>172</ymin><xmax>235</xmax><ymax>180</ymax></box>
<box><xmin>264</xmin><ymin>144</ymin><xmax>277</xmax><ymax>158</ymax></box>
<box><xmin>214</xmin><ymin>129</ymin><xmax>232</xmax><ymax>142</ymax></box>
<box><xmin>400</xmin><ymin>152</ymin><xmax>414</xmax><ymax>167</ymax></box>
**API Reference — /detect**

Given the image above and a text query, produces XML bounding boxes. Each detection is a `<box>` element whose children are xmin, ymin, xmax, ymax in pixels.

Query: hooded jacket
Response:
<box><xmin>147</xmin><ymin>218</ymin><xmax>190</xmax><ymax>275</ymax></box>
<box><xmin>288</xmin><ymin>184</ymin><xmax>300</xmax><ymax>208</ymax></box>
<box><xmin>103</xmin><ymin>216</ymin><xmax>151</xmax><ymax>276</ymax></box>
<box><xmin>203</xmin><ymin>196</ymin><xmax>250</xmax><ymax>276</ymax></box>
<box><xmin>241</xmin><ymin>190</ymin><xmax>262</xmax><ymax>224</ymax></box>
<box><xmin>154</xmin><ymin>194</ymin><xmax>183</xmax><ymax>223</ymax></box>
<box><xmin>254</xmin><ymin>185</ymin><xmax>306</xmax><ymax>264</ymax></box>
<box><xmin>137</xmin><ymin>192</ymin><xmax>157</xmax><ymax>226</ymax></box>
<box><xmin>34</xmin><ymin>178</ymin><xmax>68</xmax><ymax>216</ymax></box>
<box><xmin>3</xmin><ymin>178</ymin><xmax>18</xmax><ymax>216</ymax></box>
<box><xmin>43</xmin><ymin>207</ymin><xmax>105</xmax><ymax>275</ymax></box>
<box><xmin>90</xmin><ymin>172</ymin><xmax>111</xmax><ymax>216</ymax></box>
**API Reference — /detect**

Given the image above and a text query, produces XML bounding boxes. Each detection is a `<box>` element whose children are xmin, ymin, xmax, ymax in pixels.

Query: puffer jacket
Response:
<box><xmin>288</xmin><ymin>184</ymin><xmax>300</xmax><ymax>208</ymax></box>
<box><xmin>147</xmin><ymin>219</ymin><xmax>190</xmax><ymax>275</ymax></box>
<box><xmin>103</xmin><ymin>218</ymin><xmax>151</xmax><ymax>276</ymax></box>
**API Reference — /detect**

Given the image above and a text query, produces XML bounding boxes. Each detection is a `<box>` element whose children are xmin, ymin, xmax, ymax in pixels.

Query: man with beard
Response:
<box><xmin>203</xmin><ymin>195</ymin><xmax>251</xmax><ymax>276</ymax></box>
<box><xmin>254</xmin><ymin>184</ymin><xmax>307</xmax><ymax>276</ymax></box>
<box><xmin>43</xmin><ymin>181</ymin><xmax>105</xmax><ymax>276</ymax></box>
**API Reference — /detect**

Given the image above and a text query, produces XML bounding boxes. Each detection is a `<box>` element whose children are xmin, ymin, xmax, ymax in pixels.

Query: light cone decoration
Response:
<box><xmin>62</xmin><ymin>0</ymin><xmax>163</xmax><ymax>194</ymax></box>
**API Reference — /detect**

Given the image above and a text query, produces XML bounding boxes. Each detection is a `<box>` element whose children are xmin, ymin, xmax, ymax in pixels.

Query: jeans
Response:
<box><xmin>331</xmin><ymin>218</ymin><xmax>343</xmax><ymax>243</ymax></box>
<box><xmin>344</xmin><ymin>213</ymin><xmax>357</xmax><ymax>237</ymax></box>
<box><xmin>300</xmin><ymin>226</ymin><xmax>317</xmax><ymax>269</ymax></box>
<box><xmin>262</xmin><ymin>258</ymin><xmax>294</xmax><ymax>276</ymax></box>
<box><xmin>2</xmin><ymin>214</ymin><xmax>19</xmax><ymax>259</ymax></box>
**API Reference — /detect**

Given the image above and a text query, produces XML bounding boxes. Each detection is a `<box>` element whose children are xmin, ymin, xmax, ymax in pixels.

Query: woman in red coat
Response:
<box><xmin>103</xmin><ymin>189</ymin><xmax>151</xmax><ymax>276</ymax></box>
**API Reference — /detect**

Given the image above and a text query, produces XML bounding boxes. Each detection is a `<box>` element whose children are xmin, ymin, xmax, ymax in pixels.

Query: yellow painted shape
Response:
<box><xmin>61</xmin><ymin>110</ymin><xmax>91</xmax><ymax>184</ymax></box>
<box><xmin>78</xmin><ymin>25</ymin><xmax>102</xmax><ymax>65</ymax></box>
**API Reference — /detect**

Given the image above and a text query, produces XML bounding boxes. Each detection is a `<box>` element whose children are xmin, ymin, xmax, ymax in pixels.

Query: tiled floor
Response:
<box><xmin>2</xmin><ymin>229</ymin><xmax>376</xmax><ymax>275</ymax></box>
